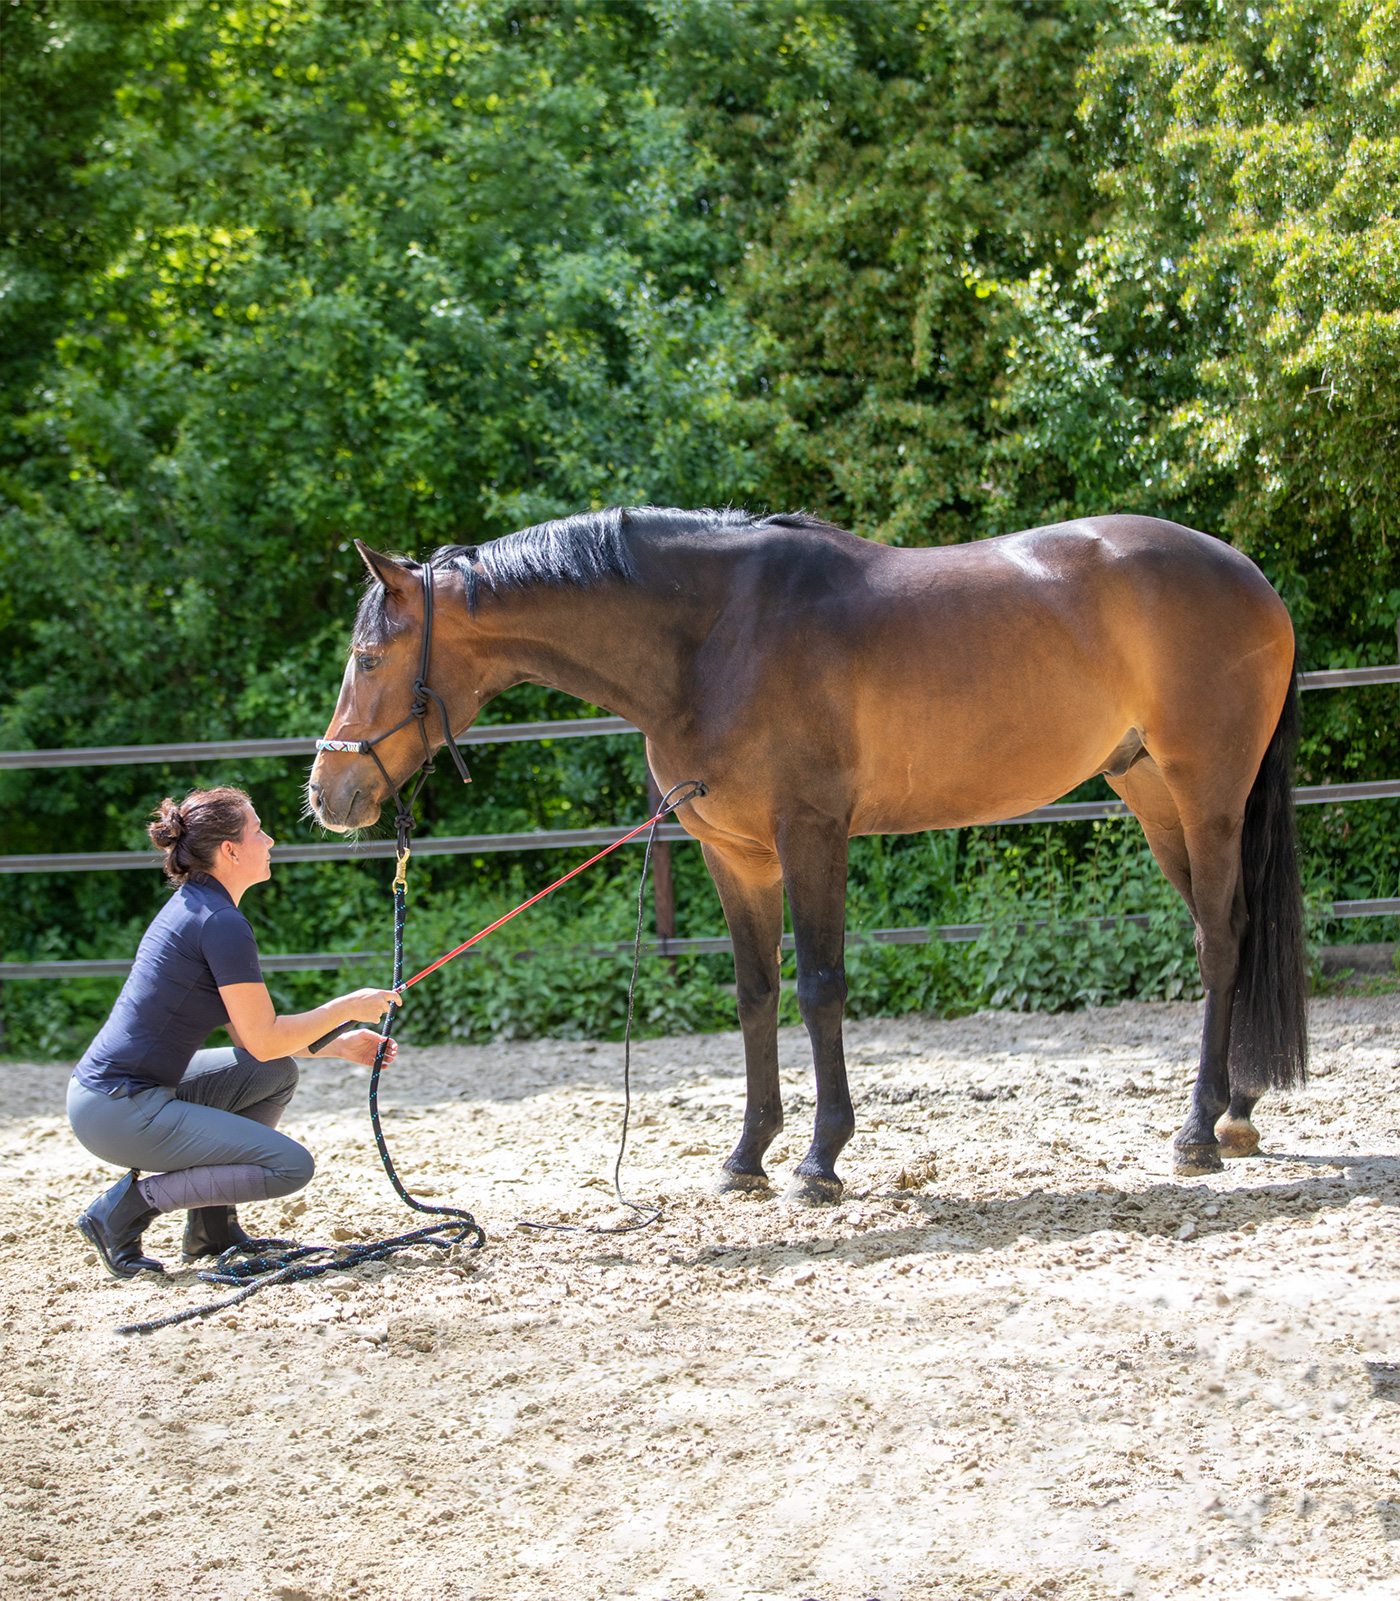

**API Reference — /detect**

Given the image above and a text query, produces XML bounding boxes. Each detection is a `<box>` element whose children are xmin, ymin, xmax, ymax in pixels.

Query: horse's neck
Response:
<box><xmin>471</xmin><ymin>583</ymin><xmax>700</xmax><ymax>733</ymax></box>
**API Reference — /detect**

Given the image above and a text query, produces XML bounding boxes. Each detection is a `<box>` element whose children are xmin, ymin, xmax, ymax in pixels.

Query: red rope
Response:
<box><xmin>399</xmin><ymin>808</ymin><xmax>671</xmax><ymax>991</ymax></box>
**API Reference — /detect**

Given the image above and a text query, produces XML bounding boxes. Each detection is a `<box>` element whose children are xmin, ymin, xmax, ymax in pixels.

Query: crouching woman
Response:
<box><xmin>68</xmin><ymin>786</ymin><xmax>401</xmax><ymax>1277</ymax></box>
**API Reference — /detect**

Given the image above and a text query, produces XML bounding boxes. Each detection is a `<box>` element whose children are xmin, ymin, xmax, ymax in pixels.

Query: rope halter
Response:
<box><xmin>315</xmin><ymin>558</ymin><xmax>472</xmax><ymax>853</ymax></box>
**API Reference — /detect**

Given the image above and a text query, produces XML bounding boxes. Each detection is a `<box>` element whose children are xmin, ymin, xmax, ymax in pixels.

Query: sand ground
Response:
<box><xmin>2</xmin><ymin>994</ymin><xmax>1399</xmax><ymax>1601</ymax></box>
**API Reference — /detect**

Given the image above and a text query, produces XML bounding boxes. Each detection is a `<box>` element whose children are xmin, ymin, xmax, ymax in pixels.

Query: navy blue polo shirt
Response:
<box><xmin>73</xmin><ymin>877</ymin><xmax>264</xmax><ymax>1096</ymax></box>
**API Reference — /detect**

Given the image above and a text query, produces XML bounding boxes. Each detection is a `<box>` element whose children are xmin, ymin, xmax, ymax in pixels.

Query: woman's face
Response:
<box><xmin>234</xmin><ymin>804</ymin><xmax>275</xmax><ymax>882</ymax></box>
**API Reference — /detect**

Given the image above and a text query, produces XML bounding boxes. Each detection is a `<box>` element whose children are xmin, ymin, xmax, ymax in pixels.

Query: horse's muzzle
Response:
<box><xmin>307</xmin><ymin>770</ymin><xmax>384</xmax><ymax>832</ymax></box>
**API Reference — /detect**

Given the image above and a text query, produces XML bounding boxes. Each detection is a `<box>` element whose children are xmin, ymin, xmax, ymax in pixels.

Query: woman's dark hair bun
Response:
<box><xmin>147</xmin><ymin>787</ymin><xmax>252</xmax><ymax>886</ymax></box>
<box><xmin>147</xmin><ymin>799</ymin><xmax>187</xmax><ymax>851</ymax></box>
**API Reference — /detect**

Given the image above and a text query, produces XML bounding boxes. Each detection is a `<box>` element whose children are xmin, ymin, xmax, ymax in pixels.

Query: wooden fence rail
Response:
<box><xmin>3</xmin><ymin>669</ymin><xmax>1395</xmax><ymax>977</ymax></box>
<box><xmin>2</xmin><ymin>779</ymin><xmax>1397</xmax><ymax>875</ymax></box>
<box><xmin>4</xmin><ymin>897</ymin><xmax>1396</xmax><ymax>980</ymax></box>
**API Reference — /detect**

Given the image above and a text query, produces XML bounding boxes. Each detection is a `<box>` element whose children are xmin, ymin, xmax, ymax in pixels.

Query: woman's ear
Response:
<box><xmin>356</xmin><ymin>540</ymin><xmax>418</xmax><ymax>600</ymax></box>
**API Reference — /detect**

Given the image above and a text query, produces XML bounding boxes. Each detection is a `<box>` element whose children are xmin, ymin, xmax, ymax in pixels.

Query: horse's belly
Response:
<box><xmin>849</xmin><ymin>695</ymin><xmax>1125</xmax><ymax>835</ymax></box>
<box><xmin>853</xmin><ymin>784</ymin><xmax>1082</xmax><ymax>834</ymax></box>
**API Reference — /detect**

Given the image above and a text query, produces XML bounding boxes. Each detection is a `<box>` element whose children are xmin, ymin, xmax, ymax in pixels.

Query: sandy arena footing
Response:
<box><xmin>2</xmin><ymin>994</ymin><xmax>1398</xmax><ymax>1600</ymax></box>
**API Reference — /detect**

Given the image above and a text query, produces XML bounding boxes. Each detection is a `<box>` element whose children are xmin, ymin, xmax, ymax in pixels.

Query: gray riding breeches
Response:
<box><xmin>67</xmin><ymin>1048</ymin><xmax>315</xmax><ymax>1213</ymax></box>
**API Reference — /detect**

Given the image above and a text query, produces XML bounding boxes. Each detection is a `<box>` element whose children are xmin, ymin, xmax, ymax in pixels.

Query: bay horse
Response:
<box><xmin>307</xmin><ymin>508</ymin><xmax>1306</xmax><ymax>1200</ymax></box>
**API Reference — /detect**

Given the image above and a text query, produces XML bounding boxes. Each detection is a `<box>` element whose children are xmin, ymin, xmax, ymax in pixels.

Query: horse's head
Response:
<box><xmin>308</xmin><ymin>542</ymin><xmax>474</xmax><ymax>832</ymax></box>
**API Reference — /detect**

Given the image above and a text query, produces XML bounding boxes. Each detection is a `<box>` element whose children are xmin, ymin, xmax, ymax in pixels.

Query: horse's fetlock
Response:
<box><xmin>747</xmin><ymin>1113</ymin><xmax>783</xmax><ymax>1149</ymax></box>
<box><xmin>1226</xmin><ymin>1084</ymin><xmax>1266</xmax><ymax>1113</ymax></box>
<box><xmin>814</xmin><ymin>1106</ymin><xmax>855</xmax><ymax>1152</ymax></box>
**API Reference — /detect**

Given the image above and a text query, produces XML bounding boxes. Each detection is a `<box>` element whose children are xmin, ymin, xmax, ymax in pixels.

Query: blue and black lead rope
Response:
<box><xmin>118</xmin><ymin>847</ymin><xmax>484</xmax><ymax>1338</ymax></box>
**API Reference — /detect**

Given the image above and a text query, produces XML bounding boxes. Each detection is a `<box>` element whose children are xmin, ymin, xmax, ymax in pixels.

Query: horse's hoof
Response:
<box><xmin>713</xmin><ymin>1168</ymin><xmax>771</xmax><ymax>1196</ymax></box>
<box><xmin>783</xmin><ymin>1172</ymin><xmax>843</xmax><ymax>1207</ymax></box>
<box><xmin>1172</xmin><ymin>1140</ymin><xmax>1224</xmax><ymax>1176</ymax></box>
<box><xmin>1216</xmin><ymin>1116</ymin><xmax>1260</xmax><ymax>1159</ymax></box>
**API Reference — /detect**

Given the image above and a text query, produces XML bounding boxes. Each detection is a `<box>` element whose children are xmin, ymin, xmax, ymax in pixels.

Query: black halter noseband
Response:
<box><xmin>316</xmin><ymin>560</ymin><xmax>471</xmax><ymax>851</ymax></box>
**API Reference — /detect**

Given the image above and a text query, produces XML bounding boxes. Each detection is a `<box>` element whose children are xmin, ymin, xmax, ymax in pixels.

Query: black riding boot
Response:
<box><xmin>76</xmin><ymin>1170</ymin><xmax>163</xmax><ymax>1279</ymax></box>
<box><xmin>182</xmin><ymin>1205</ymin><xmax>254</xmax><ymax>1263</ymax></box>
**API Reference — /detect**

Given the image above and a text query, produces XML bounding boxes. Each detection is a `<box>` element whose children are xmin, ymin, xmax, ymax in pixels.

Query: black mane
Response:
<box><xmin>354</xmin><ymin>505</ymin><xmax>840</xmax><ymax>641</ymax></box>
<box><xmin>432</xmin><ymin>505</ymin><xmax>641</xmax><ymax>614</ymax></box>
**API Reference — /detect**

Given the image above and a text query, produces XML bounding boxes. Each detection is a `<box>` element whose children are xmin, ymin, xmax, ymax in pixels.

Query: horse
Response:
<box><xmin>307</xmin><ymin>507</ymin><xmax>1306</xmax><ymax>1202</ymax></box>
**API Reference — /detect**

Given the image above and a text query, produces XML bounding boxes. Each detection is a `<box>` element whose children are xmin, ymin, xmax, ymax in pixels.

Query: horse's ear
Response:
<box><xmin>355</xmin><ymin>540</ymin><xmax>417</xmax><ymax>599</ymax></box>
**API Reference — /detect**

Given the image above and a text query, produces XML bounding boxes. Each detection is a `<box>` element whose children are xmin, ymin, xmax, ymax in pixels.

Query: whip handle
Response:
<box><xmin>306</xmin><ymin>1019</ymin><xmax>372</xmax><ymax>1055</ymax></box>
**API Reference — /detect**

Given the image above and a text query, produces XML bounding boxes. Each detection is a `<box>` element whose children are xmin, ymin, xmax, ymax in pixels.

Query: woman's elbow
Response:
<box><xmin>237</xmin><ymin>1032</ymin><xmax>281</xmax><ymax>1062</ymax></box>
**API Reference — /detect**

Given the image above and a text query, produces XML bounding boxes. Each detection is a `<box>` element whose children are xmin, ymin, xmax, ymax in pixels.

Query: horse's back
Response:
<box><xmin>671</xmin><ymin>509</ymin><xmax>1294</xmax><ymax>834</ymax></box>
<box><xmin>871</xmin><ymin>513</ymin><xmax>1291</xmax><ymax>672</ymax></box>
<box><xmin>805</xmin><ymin>515</ymin><xmax>1292</xmax><ymax>831</ymax></box>
<box><xmin>891</xmin><ymin>513</ymin><xmax>1279</xmax><ymax>604</ymax></box>
<box><xmin>999</xmin><ymin>514</ymin><xmax>1294</xmax><ymax>700</ymax></box>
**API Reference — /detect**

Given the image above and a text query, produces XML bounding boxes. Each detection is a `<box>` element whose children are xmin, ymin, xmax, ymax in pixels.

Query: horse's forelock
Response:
<box><xmin>351</xmin><ymin>568</ymin><xmax>415</xmax><ymax>651</ymax></box>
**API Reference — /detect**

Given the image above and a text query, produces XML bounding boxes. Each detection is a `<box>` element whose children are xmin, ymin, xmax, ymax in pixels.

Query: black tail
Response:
<box><xmin>1229</xmin><ymin>661</ymin><xmax>1308</xmax><ymax>1091</ymax></box>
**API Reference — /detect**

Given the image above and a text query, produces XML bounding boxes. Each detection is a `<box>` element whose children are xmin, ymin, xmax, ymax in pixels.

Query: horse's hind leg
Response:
<box><xmin>1170</xmin><ymin>818</ymin><xmax>1248</xmax><ymax>1174</ymax></box>
<box><xmin>1109</xmin><ymin>759</ymin><xmax>1244</xmax><ymax>1175</ymax></box>
<box><xmin>701</xmin><ymin>841</ymin><xmax>786</xmax><ymax>1194</ymax></box>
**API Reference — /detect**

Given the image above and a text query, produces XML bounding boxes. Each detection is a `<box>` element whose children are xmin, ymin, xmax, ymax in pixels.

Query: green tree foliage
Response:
<box><xmin>669</xmin><ymin>0</ymin><xmax>1119</xmax><ymax>545</ymax></box>
<box><xmin>1</xmin><ymin>0</ymin><xmax>1395</xmax><ymax>1056</ymax></box>
<box><xmin>0</xmin><ymin>0</ymin><xmax>759</xmax><ymax>993</ymax></box>
<box><xmin>1043</xmin><ymin>0</ymin><xmax>1400</xmax><ymax>654</ymax></box>
<box><xmin>992</xmin><ymin>0</ymin><xmax>1400</xmax><ymax>905</ymax></box>
<box><xmin>2</xmin><ymin>1</ymin><xmax>757</xmax><ymax>753</ymax></box>
<box><xmin>0</xmin><ymin>0</ymin><xmax>171</xmax><ymax>423</ymax></box>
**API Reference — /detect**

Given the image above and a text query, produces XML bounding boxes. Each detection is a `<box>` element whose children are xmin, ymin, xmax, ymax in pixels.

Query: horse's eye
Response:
<box><xmin>356</xmin><ymin>654</ymin><xmax>381</xmax><ymax>672</ymax></box>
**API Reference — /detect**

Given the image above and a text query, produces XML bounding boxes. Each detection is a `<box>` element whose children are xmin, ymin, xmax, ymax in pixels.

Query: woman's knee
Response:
<box><xmin>263</xmin><ymin>1142</ymin><xmax>315</xmax><ymax>1199</ymax></box>
<box><xmin>257</xmin><ymin>1054</ymin><xmax>300</xmax><ymax>1103</ymax></box>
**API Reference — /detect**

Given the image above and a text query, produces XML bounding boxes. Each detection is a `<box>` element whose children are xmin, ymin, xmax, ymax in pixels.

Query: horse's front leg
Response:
<box><xmin>701</xmin><ymin>841</ymin><xmax>785</xmax><ymax>1194</ymax></box>
<box><xmin>777</xmin><ymin>818</ymin><xmax>853</xmax><ymax>1205</ymax></box>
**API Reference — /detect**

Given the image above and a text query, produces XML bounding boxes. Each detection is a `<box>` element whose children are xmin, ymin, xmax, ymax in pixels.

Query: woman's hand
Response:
<box><xmin>220</xmin><ymin>981</ymin><xmax>405</xmax><ymax>1062</ymax></box>
<box><xmin>338</xmin><ymin>987</ymin><xmax>403</xmax><ymax>1021</ymax></box>
<box><xmin>332</xmin><ymin>1029</ymin><xmax>398</xmax><ymax>1068</ymax></box>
